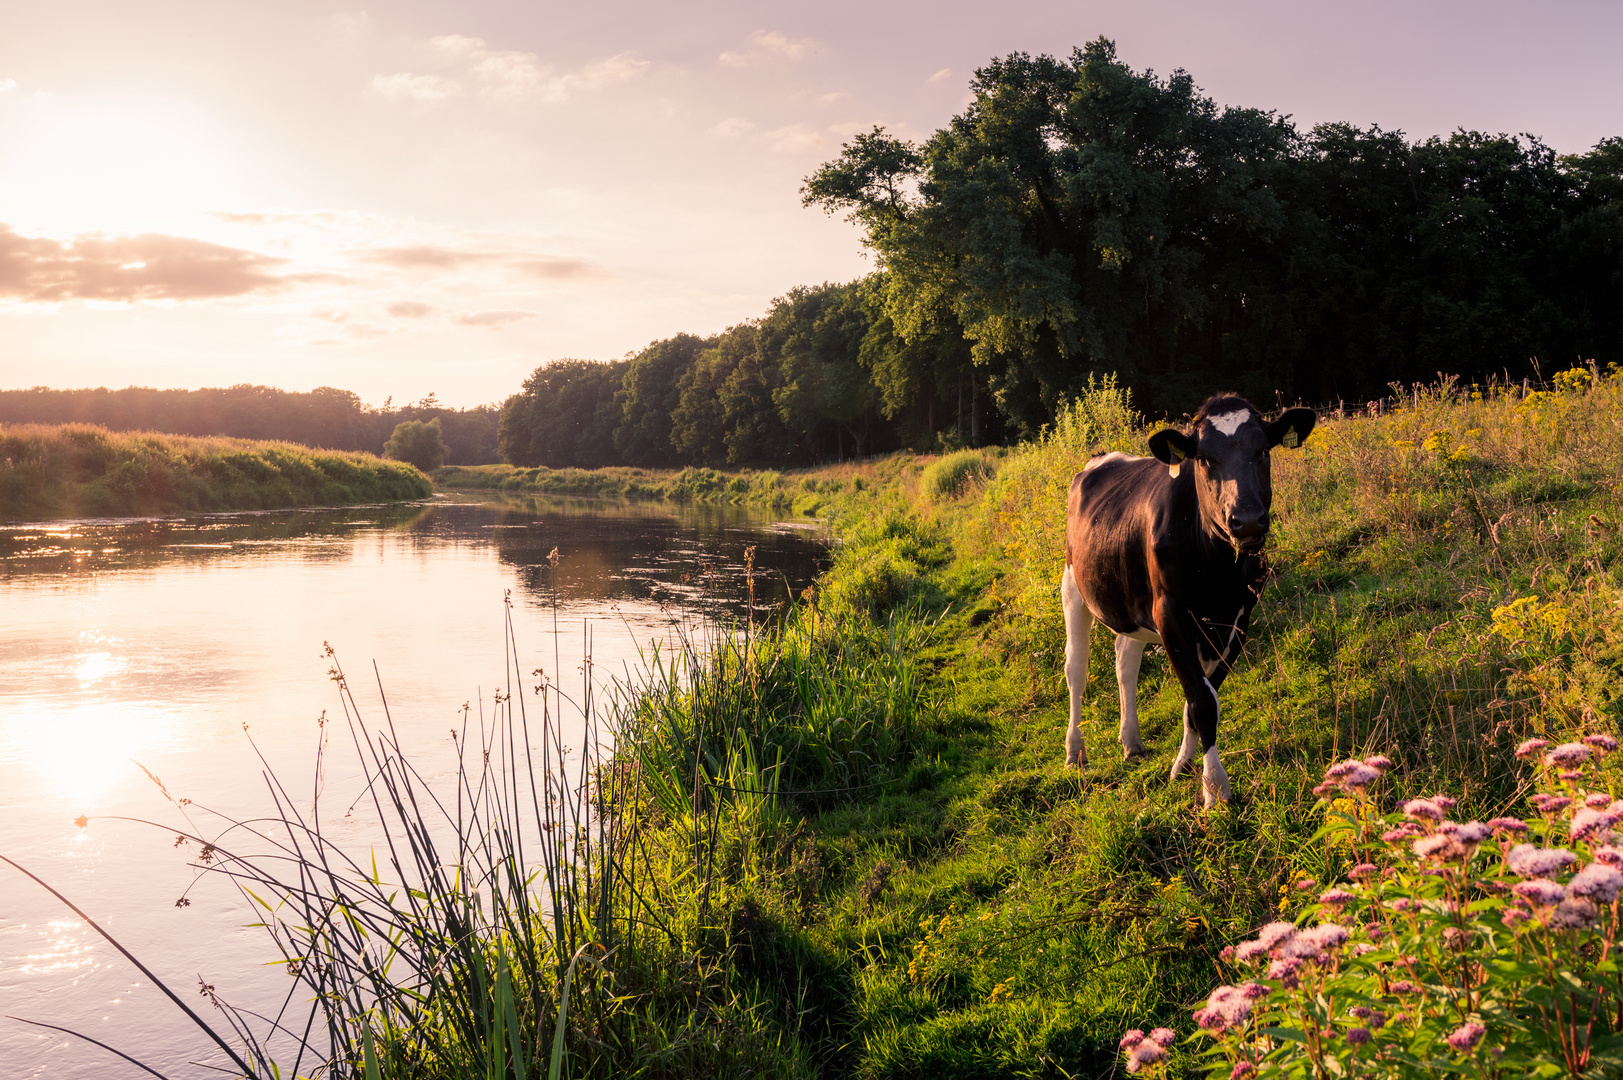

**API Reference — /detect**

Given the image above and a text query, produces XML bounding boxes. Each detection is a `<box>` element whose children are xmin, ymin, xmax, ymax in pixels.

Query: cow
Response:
<box><xmin>1061</xmin><ymin>395</ymin><xmax>1316</xmax><ymax>806</ymax></box>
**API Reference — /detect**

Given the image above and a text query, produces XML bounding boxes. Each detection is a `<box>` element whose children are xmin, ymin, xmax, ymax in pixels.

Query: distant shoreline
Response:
<box><xmin>0</xmin><ymin>423</ymin><xmax>432</xmax><ymax>522</ymax></box>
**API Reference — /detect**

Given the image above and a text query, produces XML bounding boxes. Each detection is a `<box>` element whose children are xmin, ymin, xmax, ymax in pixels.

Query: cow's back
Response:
<box><xmin>1066</xmin><ymin>453</ymin><xmax>1166</xmax><ymax>635</ymax></box>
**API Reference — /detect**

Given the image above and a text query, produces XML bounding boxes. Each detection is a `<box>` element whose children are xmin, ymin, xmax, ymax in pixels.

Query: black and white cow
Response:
<box><xmin>1061</xmin><ymin>395</ymin><xmax>1316</xmax><ymax>806</ymax></box>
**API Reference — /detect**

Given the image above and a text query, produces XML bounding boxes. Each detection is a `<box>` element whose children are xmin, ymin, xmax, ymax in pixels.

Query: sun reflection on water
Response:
<box><xmin>17</xmin><ymin>919</ymin><xmax>98</xmax><ymax>977</ymax></box>
<box><xmin>20</xmin><ymin>700</ymin><xmax>179</xmax><ymax>805</ymax></box>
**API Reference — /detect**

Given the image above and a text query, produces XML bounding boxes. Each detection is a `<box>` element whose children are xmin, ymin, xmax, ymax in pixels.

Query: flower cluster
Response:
<box><xmin>1121</xmin><ymin>730</ymin><xmax>1623</xmax><ymax>1078</ymax></box>
<box><xmin>1118</xmin><ymin>1026</ymin><xmax>1176</xmax><ymax>1074</ymax></box>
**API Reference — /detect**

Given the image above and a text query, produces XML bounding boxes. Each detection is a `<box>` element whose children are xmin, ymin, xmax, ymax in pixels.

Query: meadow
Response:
<box><xmin>0</xmin><ymin>423</ymin><xmax>432</xmax><ymax>520</ymax></box>
<box><xmin>59</xmin><ymin>368</ymin><xmax>1623</xmax><ymax>1078</ymax></box>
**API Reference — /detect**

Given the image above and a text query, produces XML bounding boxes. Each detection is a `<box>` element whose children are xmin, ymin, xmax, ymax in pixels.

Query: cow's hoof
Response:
<box><xmin>1169</xmin><ymin>757</ymin><xmax>1194</xmax><ymax>779</ymax></box>
<box><xmin>1064</xmin><ymin>756</ymin><xmax>1086</xmax><ymax>770</ymax></box>
<box><xmin>1122</xmin><ymin>744</ymin><xmax>1150</xmax><ymax>762</ymax></box>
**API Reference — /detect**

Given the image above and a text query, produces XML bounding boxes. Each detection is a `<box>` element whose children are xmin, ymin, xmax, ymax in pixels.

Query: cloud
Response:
<box><xmin>764</xmin><ymin>123</ymin><xmax>825</xmax><ymax>153</ymax></box>
<box><xmin>369</xmin><ymin>72</ymin><xmax>463</xmax><ymax>103</ymax></box>
<box><xmin>709</xmin><ymin>116</ymin><xmax>756</xmax><ymax>138</ymax></box>
<box><xmin>387</xmin><ymin>300</ymin><xmax>434</xmax><ymax>317</ymax></box>
<box><xmin>509</xmin><ymin>256</ymin><xmax>592</xmax><ymax>279</ymax></box>
<box><xmin>358</xmin><ymin>244</ymin><xmax>591</xmax><ymax>279</ymax></box>
<box><xmin>375</xmin><ymin>37</ymin><xmax>649</xmax><ymax>106</ymax></box>
<box><xmin>313</xmin><ymin>308</ymin><xmax>386</xmax><ymax>338</ymax></box>
<box><xmin>0</xmin><ymin>224</ymin><xmax>289</xmax><ymax>302</ymax></box>
<box><xmin>453</xmin><ymin>309</ymin><xmax>535</xmax><ymax>328</ymax></box>
<box><xmin>0</xmin><ymin>79</ymin><xmax>17</xmax><ymax>94</ymax></box>
<box><xmin>927</xmin><ymin>68</ymin><xmax>954</xmax><ymax>85</ymax></box>
<box><xmin>718</xmin><ymin>30</ymin><xmax>812</xmax><ymax>69</ymax></box>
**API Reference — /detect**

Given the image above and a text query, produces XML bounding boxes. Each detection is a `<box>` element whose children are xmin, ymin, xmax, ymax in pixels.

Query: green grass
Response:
<box><xmin>587</xmin><ymin>369</ymin><xmax>1623</xmax><ymax>1078</ymax></box>
<box><xmin>35</xmin><ymin>369</ymin><xmax>1623</xmax><ymax>1078</ymax></box>
<box><xmin>0</xmin><ymin>423</ymin><xmax>432</xmax><ymax>520</ymax></box>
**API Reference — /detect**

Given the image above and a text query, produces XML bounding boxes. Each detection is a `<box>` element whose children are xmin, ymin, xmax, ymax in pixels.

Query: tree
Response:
<box><xmin>498</xmin><ymin>360</ymin><xmax>628</xmax><ymax>468</ymax></box>
<box><xmin>384</xmin><ymin>418</ymin><xmax>448</xmax><ymax>472</ymax></box>
<box><xmin>805</xmin><ymin>38</ymin><xmax>1294</xmax><ymax>424</ymax></box>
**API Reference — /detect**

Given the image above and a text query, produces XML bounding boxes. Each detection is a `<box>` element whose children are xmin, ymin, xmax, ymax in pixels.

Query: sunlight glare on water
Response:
<box><xmin>0</xmin><ymin>495</ymin><xmax>825</xmax><ymax>1079</ymax></box>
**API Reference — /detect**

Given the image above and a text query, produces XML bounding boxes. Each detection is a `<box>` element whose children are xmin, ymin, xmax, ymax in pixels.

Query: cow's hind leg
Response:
<box><xmin>1062</xmin><ymin>567</ymin><xmax>1093</xmax><ymax>768</ymax></box>
<box><xmin>1114</xmin><ymin>635</ymin><xmax>1148</xmax><ymax>759</ymax></box>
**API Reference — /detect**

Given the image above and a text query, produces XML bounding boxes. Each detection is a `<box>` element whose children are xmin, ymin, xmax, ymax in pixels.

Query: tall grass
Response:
<box><xmin>0</xmin><ymin>423</ymin><xmax>431</xmax><ymax>520</ymax></box>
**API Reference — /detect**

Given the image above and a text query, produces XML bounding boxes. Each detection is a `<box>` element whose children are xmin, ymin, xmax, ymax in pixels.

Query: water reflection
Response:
<box><xmin>0</xmin><ymin>494</ymin><xmax>826</xmax><ymax>1078</ymax></box>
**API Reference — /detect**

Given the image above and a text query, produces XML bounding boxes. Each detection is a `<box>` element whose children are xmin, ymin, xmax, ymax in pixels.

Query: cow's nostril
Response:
<box><xmin>1228</xmin><ymin>512</ymin><xmax>1268</xmax><ymax>537</ymax></box>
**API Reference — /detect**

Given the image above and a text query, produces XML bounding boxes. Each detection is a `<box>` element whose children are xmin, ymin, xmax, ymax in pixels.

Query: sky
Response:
<box><xmin>1</xmin><ymin>0</ymin><xmax>1619</xmax><ymax>409</ymax></box>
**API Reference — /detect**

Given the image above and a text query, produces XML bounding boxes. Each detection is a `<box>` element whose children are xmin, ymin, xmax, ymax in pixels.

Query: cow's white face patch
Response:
<box><xmin>1206</xmin><ymin>410</ymin><xmax>1250</xmax><ymax>437</ymax></box>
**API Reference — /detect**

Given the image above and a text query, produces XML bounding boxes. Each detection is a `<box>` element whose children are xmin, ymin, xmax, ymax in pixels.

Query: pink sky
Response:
<box><xmin>1</xmin><ymin>0</ymin><xmax>1618</xmax><ymax>408</ymax></box>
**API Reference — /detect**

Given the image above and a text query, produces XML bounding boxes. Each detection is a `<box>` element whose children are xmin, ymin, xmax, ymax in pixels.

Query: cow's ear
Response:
<box><xmin>1265</xmin><ymin>407</ymin><xmax>1316</xmax><ymax>450</ymax></box>
<box><xmin>1148</xmin><ymin>429</ymin><xmax>1198</xmax><ymax>476</ymax></box>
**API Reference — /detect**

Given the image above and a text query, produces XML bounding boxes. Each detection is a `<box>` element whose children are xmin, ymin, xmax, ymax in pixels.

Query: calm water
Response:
<box><xmin>0</xmin><ymin>494</ymin><xmax>827</xmax><ymax>1078</ymax></box>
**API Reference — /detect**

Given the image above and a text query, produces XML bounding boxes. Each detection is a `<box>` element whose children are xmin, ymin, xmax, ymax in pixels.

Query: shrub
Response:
<box><xmin>383</xmin><ymin>418</ymin><xmax>447</xmax><ymax>472</ymax></box>
<box><xmin>921</xmin><ymin>450</ymin><xmax>996</xmax><ymax>502</ymax></box>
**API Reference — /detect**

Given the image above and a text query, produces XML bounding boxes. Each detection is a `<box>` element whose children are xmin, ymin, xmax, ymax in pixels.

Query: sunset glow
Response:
<box><xmin>1</xmin><ymin>0</ymin><xmax>1619</xmax><ymax>406</ymax></box>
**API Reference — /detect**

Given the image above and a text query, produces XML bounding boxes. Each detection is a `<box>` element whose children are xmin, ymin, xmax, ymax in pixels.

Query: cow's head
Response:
<box><xmin>1148</xmin><ymin>396</ymin><xmax>1316</xmax><ymax>553</ymax></box>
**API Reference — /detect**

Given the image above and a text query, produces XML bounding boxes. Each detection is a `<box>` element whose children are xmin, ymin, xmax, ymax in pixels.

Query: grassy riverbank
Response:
<box><xmin>432</xmin><ymin>457</ymin><xmax>926</xmax><ymax>515</ymax></box>
<box><xmin>105</xmin><ymin>369</ymin><xmax>1623</xmax><ymax>1078</ymax></box>
<box><xmin>0</xmin><ymin>423</ymin><xmax>432</xmax><ymax>521</ymax></box>
<box><xmin>539</xmin><ymin>369</ymin><xmax>1623</xmax><ymax>1078</ymax></box>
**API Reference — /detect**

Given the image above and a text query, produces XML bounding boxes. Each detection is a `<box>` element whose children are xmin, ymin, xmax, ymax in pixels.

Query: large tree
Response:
<box><xmin>804</xmin><ymin>38</ymin><xmax>1295</xmax><ymax>426</ymax></box>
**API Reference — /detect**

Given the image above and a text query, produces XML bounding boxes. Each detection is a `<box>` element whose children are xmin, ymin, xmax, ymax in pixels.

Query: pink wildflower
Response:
<box><xmin>1230</xmin><ymin>1064</ymin><xmax>1256</xmax><ymax>1080</ymax></box>
<box><xmin>1350</xmin><ymin>862</ymin><xmax>1379</xmax><ymax>879</ymax></box>
<box><xmin>1295</xmin><ymin>878</ymin><xmax>1317</xmax><ymax>891</ymax></box>
<box><xmin>1551</xmin><ymin>896</ymin><xmax>1599</xmax><ymax>929</ymax></box>
<box><xmin>1452</xmin><ymin>820</ymin><xmax>1491</xmax><ymax>845</ymax></box>
<box><xmin>1547</xmin><ymin>743</ymin><xmax>1592</xmax><ymax>767</ymax></box>
<box><xmin>1583</xmin><ymin>734</ymin><xmax>1618</xmax><ymax>754</ymax></box>
<box><xmin>1389</xmin><ymin>898</ymin><xmax>1416</xmax><ymax>912</ymax></box>
<box><xmin>1487</xmin><ymin>817</ymin><xmax>1528</xmax><ymax>835</ymax></box>
<box><xmin>1569</xmin><ymin>806</ymin><xmax>1622</xmax><ymax>841</ymax></box>
<box><xmin>1218</xmin><ymin>945</ymin><xmax>1236</xmax><ymax>963</ymax></box>
<box><xmin>1234</xmin><ymin>940</ymin><xmax>1269</xmax><ymax>963</ymax></box>
<box><xmin>1350</xmin><ymin>1006</ymin><xmax>1373</xmax><ymax>1019</ymax></box>
<box><xmin>1595</xmin><ymin>846</ymin><xmax>1623</xmax><ymax>867</ymax></box>
<box><xmin>1503</xmin><ymin>909</ymin><xmax>1529</xmax><ymax>927</ymax></box>
<box><xmin>1197</xmin><ymin>985</ymin><xmax>1253</xmax><ymax>1030</ymax></box>
<box><xmin>1312</xmin><ymin>781</ymin><xmax>1339</xmax><ymax>798</ymax></box>
<box><xmin>1302</xmin><ymin>923</ymin><xmax>1350</xmax><ymax>951</ymax></box>
<box><xmin>1584</xmin><ymin>793</ymin><xmax>1613</xmax><ymax>809</ymax></box>
<box><xmin>1120</xmin><ymin>1030</ymin><xmax>1145</xmax><ymax>1050</ymax></box>
<box><xmin>1515</xmin><ymin>738</ymin><xmax>1550</xmax><ymax>759</ymax></box>
<box><xmin>1127</xmin><ymin>1041</ymin><xmax>1167</xmax><ymax>1072</ymax></box>
<box><xmin>1402</xmin><ymin>798</ymin><xmax>1445</xmax><ymax>822</ymax></box>
<box><xmin>1414</xmin><ymin>834</ymin><xmax>1464</xmax><ymax>860</ymax></box>
<box><xmin>1432</xmin><ymin>794</ymin><xmax>1458</xmax><ymax>810</ymax></box>
<box><xmin>1369</xmin><ymin>1010</ymin><xmax>1388</xmax><ymax>1030</ymax></box>
<box><xmin>1363</xmin><ymin>754</ymin><xmax>1393</xmax><ymax>773</ymax></box>
<box><xmin>1511</xmin><ymin>878</ymin><xmax>1566</xmax><ymax>906</ymax></box>
<box><xmin>1267</xmin><ymin>956</ymin><xmax>1301</xmax><ymax>989</ymax></box>
<box><xmin>1560</xmin><ymin>769</ymin><xmax>1586</xmax><ymax>782</ymax></box>
<box><xmin>1529</xmin><ymin>793</ymin><xmax>1572</xmax><ymax>814</ymax></box>
<box><xmin>1255</xmin><ymin>921</ymin><xmax>1298</xmax><ymax>950</ymax></box>
<box><xmin>1390</xmin><ymin>980</ymin><xmax>1420</xmax><ymax>994</ymax></box>
<box><xmin>1568</xmin><ymin>863</ymin><xmax>1623</xmax><ymax>903</ymax></box>
<box><xmin>1506</xmin><ymin>844</ymin><xmax>1577</xmax><ymax>877</ymax></box>
<box><xmin>1320</xmin><ymin>888</ymin><xmax>1355</xmax><ymax>907</ymax></box>
<box><xmin>1382</xmin><ymin>822</ymin><xmax>1424</xmax><ymax>842</ymax></box>
<box><xmin>1148</xmin><ymin>1027</ymin><xmax>1176</xmax><ymax>1048</ymax></box>
<box><xmin>1347</xmin><ymin>1027</ymin><xmax>1371</xmax><ymax>1046</ymax></box>
<box><xmin>1446</xmin><ymin>1022</ymin><xmax>1485</xmax><ymax>1053</ymax></box>
<box><xmin>1241</xmin><ymin>982</ymin><xmax>1270</xmax><ymax>999</ymax></box>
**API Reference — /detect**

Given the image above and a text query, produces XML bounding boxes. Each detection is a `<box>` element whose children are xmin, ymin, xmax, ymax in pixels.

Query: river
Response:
<box><xmin>0</xmin><ymin>494</ymin><xmax>828</xmax><ymax>1078</ymax></box>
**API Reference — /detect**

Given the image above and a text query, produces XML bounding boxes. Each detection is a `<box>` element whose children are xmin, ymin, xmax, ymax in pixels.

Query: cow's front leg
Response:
<box><xmin>1114</xmin><ymin>635</ymin><xmax>1148</xmax><ymax>759</ymax></box>
<box><xmin>1061</xmin><ymin>567</ymin><xmax>1093</xmax><ymax>768</ymax></box>
<box><xmin>1157</xmin><ymin>601</ymin><xmax>1231</xmax><ymax>807</ymax></box>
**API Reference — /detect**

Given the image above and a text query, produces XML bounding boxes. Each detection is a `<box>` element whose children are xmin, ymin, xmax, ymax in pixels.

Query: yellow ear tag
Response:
<box><xmin>1169</xmin><ymin>444</ymin><xmax>1185</xmax><ymax>478</ymax></box>
<box><xmin>1282</xmin><ymin>429</ymin><xmax>1299</xmax><ymax>449</ymax></box>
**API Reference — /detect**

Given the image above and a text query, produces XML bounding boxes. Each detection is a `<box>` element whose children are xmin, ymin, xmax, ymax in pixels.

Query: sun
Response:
<box><xmin>0</xmin><ymin>97</ymin><xmax>247</xmax><ymax>234</ymax></box>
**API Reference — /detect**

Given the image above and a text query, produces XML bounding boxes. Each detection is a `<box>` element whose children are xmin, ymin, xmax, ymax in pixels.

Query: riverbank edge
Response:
<box><xmin>0</xmin><ymin>423</ymin><xmax>433</xmax><ymax>522</ymax></box>
<box><xmin>431</xmin><ymin>457</ymin><xmax>934</xmax><ymax>514</ymax></box>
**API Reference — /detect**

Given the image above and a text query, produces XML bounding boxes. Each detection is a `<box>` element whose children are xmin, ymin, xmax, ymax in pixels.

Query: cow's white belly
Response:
<box><xmin>1121</xmin><ymin>625</ymin><xmax>1162</xmax><ymax>645</ymax></box>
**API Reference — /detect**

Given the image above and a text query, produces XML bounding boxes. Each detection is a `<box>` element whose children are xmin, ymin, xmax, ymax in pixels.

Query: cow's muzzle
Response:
<box><xmin>1228</xmin><ymin>510</ymin><xmax>1269</xmax><ymax>551</ymax></box>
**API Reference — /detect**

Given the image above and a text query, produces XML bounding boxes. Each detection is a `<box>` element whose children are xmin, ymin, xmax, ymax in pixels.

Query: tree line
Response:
<box><xmin>0</xmin><ymin>384</ymin><xmax>500</xmax><ymax>465</ymax></box>
<box><xmin>500</xmin><ymin>38</ymin><xmax>1621</xmax><ymax>467</ymax></box>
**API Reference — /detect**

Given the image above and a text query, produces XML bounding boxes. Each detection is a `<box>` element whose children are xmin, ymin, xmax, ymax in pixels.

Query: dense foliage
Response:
<box><xmin>0</xmin><ymin>384</ymin><xmax>500</xmax><ymax>464</ymax></box>
<box><xmin>804</xmin><ymin>38</ymin><xmax>1623</xmax><ymax>434</ymax></box>
<box><xmin>384</xmin><ymin>417</ymin><xmax>449</xmax><ymax>472</ymax></box>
